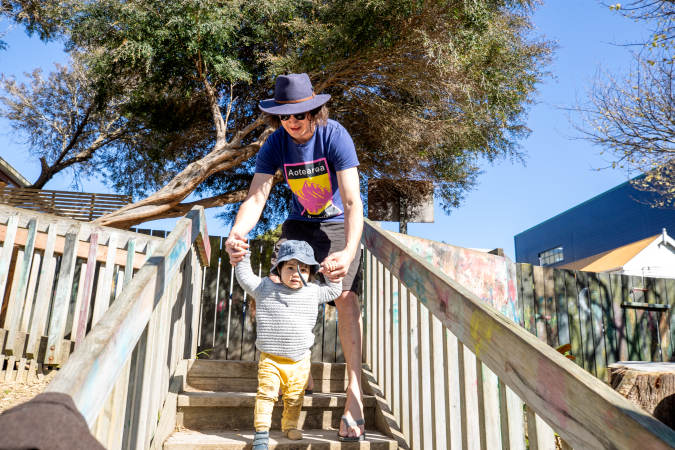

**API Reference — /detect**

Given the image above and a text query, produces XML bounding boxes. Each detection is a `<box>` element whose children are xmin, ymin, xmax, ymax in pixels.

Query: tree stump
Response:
<box><xmin>608</xmin><ymin>362</ymin><xmax>675</xmax><ymax>431</ymax></box>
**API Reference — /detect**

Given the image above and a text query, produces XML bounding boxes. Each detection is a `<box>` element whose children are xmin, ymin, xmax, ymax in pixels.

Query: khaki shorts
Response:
<box><xmin>271</xmin><ymin>220</ymin><xmax>363</xmax><ymax>305</ymax></box>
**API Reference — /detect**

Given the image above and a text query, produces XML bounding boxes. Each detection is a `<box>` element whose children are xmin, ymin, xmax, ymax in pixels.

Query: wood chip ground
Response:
<box><xmin>0</xmin><ymin>380</ymin><xmax>50</xmax><ymax>414</ymax></box>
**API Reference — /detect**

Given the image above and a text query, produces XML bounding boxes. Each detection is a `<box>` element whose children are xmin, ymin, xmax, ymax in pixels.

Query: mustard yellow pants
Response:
<box><xmin>255</xmin><ymin>352</ymin><xmax>311</xmax><ymax>432</ymax></box>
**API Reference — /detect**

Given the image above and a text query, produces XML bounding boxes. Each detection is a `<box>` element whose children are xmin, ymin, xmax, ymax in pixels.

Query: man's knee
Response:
<box><xmin>334</xmin><ymin>291</ymin><xmax>359</xmax><ymax>311</ymax></box>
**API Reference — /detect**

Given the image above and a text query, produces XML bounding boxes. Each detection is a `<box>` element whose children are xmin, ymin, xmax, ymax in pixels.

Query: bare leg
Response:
<box><xmin>335</xmin><ymin>290</ymin><xmax>364</xmax><ymax>438</ymax></box>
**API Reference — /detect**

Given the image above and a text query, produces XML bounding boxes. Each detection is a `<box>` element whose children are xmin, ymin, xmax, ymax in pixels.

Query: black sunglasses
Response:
<box><xmin>278</xmin><ymin>113</ymin><xmax>307</xmax><ymax>121</ymax></box>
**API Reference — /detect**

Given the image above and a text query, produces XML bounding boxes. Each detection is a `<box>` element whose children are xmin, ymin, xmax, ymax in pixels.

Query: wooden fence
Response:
<box><xmin>386</xmin><ymin>231</ymin><xmax>675</xmax><ymax>383</ymax></box>
<box><xmin>362</xmin><ymin>218</ymin><xmax>675</xmax><ymax>450</ymax></box>
<box><xmin>516</xmin><ymin>264</ymin><xmax>675</xmax><ymax>382</ymax></box>
<box><xmin>0</xmin><ymin>204</ymin><xmax>162</xmax><ymax>381</ymax></box>
<box><xmin>0</xmin><ymin>186</ymin><xmax>132</xmax><ymax>222</ymax></box>
<box><xmin>43</xmin><ymin>206</ymin><xmax>209</xmax><ymax>450</ymax></box>
<box><xmin>196</xmin><ymin>236</ymin><xmax>345</xmax><ymax>363</ymax></box>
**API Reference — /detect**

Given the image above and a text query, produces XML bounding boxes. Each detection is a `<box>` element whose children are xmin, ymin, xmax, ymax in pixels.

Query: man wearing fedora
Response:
<box><xmin>225</xmin><ymin>73</ymin><xmax>365</xmax><ymax>441</ymax></box>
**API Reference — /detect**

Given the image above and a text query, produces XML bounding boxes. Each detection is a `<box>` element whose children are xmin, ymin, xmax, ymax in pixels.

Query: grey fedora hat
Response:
<box><xmin>259</xmin><ymin>73</ymin><xmax>330</xmax><ymax>115</ymax></box>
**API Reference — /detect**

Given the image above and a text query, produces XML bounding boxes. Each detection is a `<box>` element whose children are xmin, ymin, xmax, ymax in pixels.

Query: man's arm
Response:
<box><xmin>320</xmin><ymin>167</ymin><xmax>363</xmax><ymax>282</ymax></box>
<box><xmin>225</xmin><ymin>172</ymin><xmax>275</xmax><ymax>265</ymax></box>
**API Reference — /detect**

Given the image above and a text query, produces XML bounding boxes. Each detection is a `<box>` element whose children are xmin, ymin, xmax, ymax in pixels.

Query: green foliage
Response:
<box><xmin>4</xmin><ymin>0</ymin><xmax>555</xmax><ymax>228</ymax></box>
<box><xmin>195</xmin><ymin>348</ymin><xmax>212</xmax><ymax>359</ymax></box>
<box><xmin>256</xmin><ymin>224</ymin><xmax>283</xmax><ymax>243</ymax></box>
<box><xmin>1</xmin><ymin>1</ymin><xmax>75</xmax><ymax>48</ymax></box>
<box><xmin>68</xmin><ymin>0</ymin><xmax>252</xmax><ymax>89</ymax></box>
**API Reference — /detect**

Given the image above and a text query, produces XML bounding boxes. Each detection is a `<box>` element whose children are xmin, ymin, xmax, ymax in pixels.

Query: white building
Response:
<box><xmin>559</xmin><ymin>229</ymin><xmax>675</xmax><ymax>278</ymax></box>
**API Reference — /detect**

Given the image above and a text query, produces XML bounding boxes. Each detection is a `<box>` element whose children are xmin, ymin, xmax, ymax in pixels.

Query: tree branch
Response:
<box><xmin>27</xmin><ymin>125</ymin><xmax>130</xmax><ymax>189</ymax></box>
<box><xmin>92</xmin><ymin>125</ymin><xmax>275</xmax><ymax>227</ymax></box>
<box><xmin>102</xmin><ymin>170</ymin><xmax>285</xmax><ymax>228</ymax></box>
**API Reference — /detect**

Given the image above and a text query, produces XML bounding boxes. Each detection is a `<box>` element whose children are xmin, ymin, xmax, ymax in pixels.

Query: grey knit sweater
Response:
<box><xmin>235</xmin><ymin>252</ymin><xmax>342</xmax><ymax>361</ymax></box>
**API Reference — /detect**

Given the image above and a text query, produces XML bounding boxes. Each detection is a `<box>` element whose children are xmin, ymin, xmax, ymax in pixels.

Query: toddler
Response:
<box><xmin>234</xmin><ymin>239</ymin><xmax>341</xmax><ymax>450</ymax></box>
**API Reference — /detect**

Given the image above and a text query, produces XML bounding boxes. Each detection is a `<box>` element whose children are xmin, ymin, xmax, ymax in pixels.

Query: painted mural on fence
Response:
<box><xmin>389</xmin><ymin>231</ymin><xmax>521</xmax><ymax>325</ymax></box>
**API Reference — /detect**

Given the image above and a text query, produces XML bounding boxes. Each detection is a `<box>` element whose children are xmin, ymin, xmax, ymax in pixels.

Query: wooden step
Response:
<box><xmin>187</xmin><ymin>360</ymin><xmax>349</xmax><ymax>393</ymax></box>
<box><xmin>178</xmin><ymin>392</ymin><xmax>377</xmax><ymax>408</ymax></box>
<box><xmin>177</xmin><ymin>392</ymin><xmax>376</xmax><ymax>430</ymax></box>
<box><xmin>164</xmin><ymin>429</ymin><xmax>397</xmax><ymax>449</ymax></box>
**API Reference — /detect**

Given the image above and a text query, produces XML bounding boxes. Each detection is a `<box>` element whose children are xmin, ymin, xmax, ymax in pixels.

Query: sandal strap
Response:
<box><xmin>341</xmin><ymin>415</ymin><xmax>365</xmax><ymax>427</ymax></box>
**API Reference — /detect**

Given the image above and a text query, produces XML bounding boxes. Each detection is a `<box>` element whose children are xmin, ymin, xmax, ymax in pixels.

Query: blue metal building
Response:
<box><xmin>514</xmin><ymin>176</ymin><xmax>675</xmax><ymax>267</ymax></box>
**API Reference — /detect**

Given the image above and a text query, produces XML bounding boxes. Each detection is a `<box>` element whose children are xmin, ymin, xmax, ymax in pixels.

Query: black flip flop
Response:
<box><xmin>337</xmin><ymin>415</ymin><xmax>366</xmax><ymax>441</ymax></box>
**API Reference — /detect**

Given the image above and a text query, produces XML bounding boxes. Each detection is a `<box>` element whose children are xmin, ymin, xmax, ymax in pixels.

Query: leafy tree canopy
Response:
<box><xmin>3</xmin><ymin>0</ymin><xmax>555</xmax><ymax>233</ymax></box>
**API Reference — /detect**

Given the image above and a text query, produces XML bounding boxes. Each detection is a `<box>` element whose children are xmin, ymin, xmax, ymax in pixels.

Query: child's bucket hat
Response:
<box><xmin>258</xmin><ymin>73</ymin><xmax>331</xmax><ymax>115</ymax></box>
<box><xmin>271</xmin><ymin>240</ymin><xmax>320</xmax><ymax>274</ymax></box>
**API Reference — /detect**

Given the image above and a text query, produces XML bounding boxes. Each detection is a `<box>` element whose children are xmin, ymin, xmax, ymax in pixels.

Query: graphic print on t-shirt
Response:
<box><xmin>285</xmin><ymin>158</ymin><xmax>342</xmax><ymax>219</ymax></box>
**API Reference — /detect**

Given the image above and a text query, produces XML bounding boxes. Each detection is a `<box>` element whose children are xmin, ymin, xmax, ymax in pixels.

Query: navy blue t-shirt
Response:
<box><xmin>255</xmin><ymin>119</ymin><xmax>359</xmax><ymax>222</ymax></box>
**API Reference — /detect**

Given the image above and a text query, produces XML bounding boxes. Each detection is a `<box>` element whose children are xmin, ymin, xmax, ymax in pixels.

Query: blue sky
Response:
<box><xmin>0</xmin><ymin>1</ymin><xmax>649</xmax><ymax>259</ymax></box>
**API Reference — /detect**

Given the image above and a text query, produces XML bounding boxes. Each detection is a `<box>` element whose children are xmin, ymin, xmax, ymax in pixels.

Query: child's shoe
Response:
<box><xmin>253</xmin><ymin>431</ymin><xmax>269</xmax><ymax>450</ymax></box>
<box><xmin>284</xmin><ymin>428</ymin><xmax>303</xmax><ymax>440</ymax></box>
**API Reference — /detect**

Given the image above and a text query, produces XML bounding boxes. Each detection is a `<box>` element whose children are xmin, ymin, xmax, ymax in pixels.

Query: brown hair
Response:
<box><xmin>263</xmin><ymin>104</ymin><xmax>329</xmax><ymax>130</ymax></box>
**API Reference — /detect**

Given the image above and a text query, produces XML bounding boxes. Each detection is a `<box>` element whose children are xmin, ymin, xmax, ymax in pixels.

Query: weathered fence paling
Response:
<box><xmin>0</xmin><ymin>205</ymin><xmax>164</xmax><ymax>381</ymax></box>
<box><xmin>361</xmin><ymin>220</ymin><xmax>675</xmax><ymax>450</ymax></box>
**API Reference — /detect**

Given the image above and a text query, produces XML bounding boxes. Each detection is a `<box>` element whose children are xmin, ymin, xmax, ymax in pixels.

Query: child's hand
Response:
<box><xmin>225</xmin><ymin>235</ymin><xmax>249</xmax><ymax>266</ymax></box>
<box><xmin>230</xmin><ymin>239</ymin><xmax>247</xmax><ymax>251</ymax></box>
<box><xmin>319</xmin><ymin>252</ymin><xmax>350</xmax><ymax>282</ymax></box>
<box><xmin>323</xmin><ymin>260</ymin><xmax>338</xmax><ymax>272</ymax></box>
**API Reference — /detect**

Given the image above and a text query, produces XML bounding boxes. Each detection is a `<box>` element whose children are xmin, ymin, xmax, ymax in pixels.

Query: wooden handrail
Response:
<box><xmin>44</xmin><ymin>206</ymin><xmax>210</xmax><ymax>427</ymax></box>
<box><xmin>362</xmin><ymin>219</ymin><xmax>675</xmax><ymax>450</ymax></box>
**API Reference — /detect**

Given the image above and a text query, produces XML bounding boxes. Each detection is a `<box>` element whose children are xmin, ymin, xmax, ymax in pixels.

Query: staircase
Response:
<box><xmin>164</xmin><ymin>360</ymin><xmax>397</xmax><ymax>449</ymax></box>
<box><xmin>32</xmin><ymin>208</ymin><xmax>675</xmax><ymax>450</ymax></box>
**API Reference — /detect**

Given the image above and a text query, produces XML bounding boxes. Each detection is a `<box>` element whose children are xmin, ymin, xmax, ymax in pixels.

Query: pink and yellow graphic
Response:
<box><xmin>285</xmin><ymin>158</ymin><xmax>341</xmax><ymax>218</ymax></box>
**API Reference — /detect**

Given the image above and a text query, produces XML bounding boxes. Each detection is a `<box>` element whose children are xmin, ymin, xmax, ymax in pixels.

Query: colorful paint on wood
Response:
<box><xmin>389</xmin><ymin>232</ymin><xmax>521</xmax><ymax>324</ymax></box>
<box><xmin>26</xmin><ymin>222</ymin><xmax>59</xmax><ymax>359</ymax></box>
<box><xmin>544</xmin><ymin>267</ymin><xmax>558</xmax><ymax>347</ymax></box>
<box><xmin>75</xmin><ymin>229</ymin><xmax>100</xmax><ymax>347</ymax></box>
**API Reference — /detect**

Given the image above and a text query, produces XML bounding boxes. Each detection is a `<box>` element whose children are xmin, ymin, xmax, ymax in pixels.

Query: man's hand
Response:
<box><xmin>320</xmin><ymin>250</ymin><xmax>354</xmax><ymax>283</ymax></box>
<box><xmin>224</xmin><ymin>233</ymin><xmax>249</xmax><ymax>266</ymax></box>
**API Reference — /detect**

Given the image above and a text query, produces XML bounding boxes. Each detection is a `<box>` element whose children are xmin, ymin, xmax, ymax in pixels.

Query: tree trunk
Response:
<box><xmin>609</xmin><ymin>362</ymin><xmax>675</xmax><ymax>431</ymax></box>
